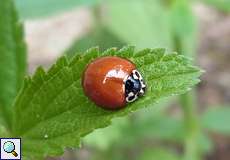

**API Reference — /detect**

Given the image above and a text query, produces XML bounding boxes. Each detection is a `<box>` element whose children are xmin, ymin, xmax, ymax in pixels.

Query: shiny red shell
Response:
<box><xmin>82</xmin><ymin>56</ymin><xmax>136</xmax><ymax>109</ymax></box>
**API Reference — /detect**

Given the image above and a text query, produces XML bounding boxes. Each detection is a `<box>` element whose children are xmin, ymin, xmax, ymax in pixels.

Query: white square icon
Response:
<box><xmin>0</xmin><ymin>138</ymin><xmax>21</xmax><ymax>160</ymax></box>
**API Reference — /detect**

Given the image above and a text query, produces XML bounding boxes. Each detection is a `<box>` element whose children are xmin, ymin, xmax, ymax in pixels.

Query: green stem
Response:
<box><xmin>174</xmin><ymin>32</ymin><xmax>200</xmax><ymax>160</ymax></box>
<box><xmin>180</xmin><ymin>92</ymin><xmax>199</xmax><ymax>160</ymax></box>
<box><xmin>91</xmin><ymin>4</ymin><xmax>103</xmax><ymax>28</ymax></box>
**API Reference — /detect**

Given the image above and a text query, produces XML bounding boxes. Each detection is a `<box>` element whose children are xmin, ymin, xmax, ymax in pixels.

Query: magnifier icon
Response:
<box><xmin>3</xmin><ymin>141</ymin><xmax>18</xmax><ymax>157</ymax></box>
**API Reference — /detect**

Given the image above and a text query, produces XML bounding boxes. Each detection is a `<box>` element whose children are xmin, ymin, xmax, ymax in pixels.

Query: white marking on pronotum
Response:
<box><xmin>141</xmin><ymin>83</ymin><xmax>146</xmax><ymax>88</ymax></box>
<box><xmin>133</xmin><ymin>73</ymin><xmax>139</xmax><ymax>80</ymax></box>
<box><xmin>139</xmin><ymin>89</ymin><xmax>144</xmax><ymax>94</ymax></box>
<box><xmin>128</xmin><ymin>92</ymin><xmax>134</xmax><ymax>97</ymax></box>
<box><xmin>126</xmin><ymin>94</ymin><xmax>137</xmax><ymax>102</ymax></box>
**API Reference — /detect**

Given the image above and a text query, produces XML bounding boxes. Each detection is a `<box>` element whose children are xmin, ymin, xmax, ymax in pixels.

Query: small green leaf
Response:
<box><xmin>83</xmin><ymin>117</ymin><xmax>129</xmax><ymax>150</ymax></box>
<box><xmin>12</xmin><ymin>46</ymin><xmax>202</xmax><ymax>159</ymax></box>
<box><xmin>197</xmin><ymin>133</ymin><xmax>214</xmax><ymax>154</ymax></box>
<box><xmin>201</xmin><ymin>106</ymin><xmax>230</xmax><ymax>135</ymax></box>
<box><xmin>127</xmin><ymin>114</ymin><xmax>185</xmax><ymax>143</ymax></box>
<box><xmin>0</xmin><ymin>0</ymin><xmax>26</xmax><ymax>128</ymax></box>
<box><xmin>138</xmin><ymin>148</ymin><xmax>181</xmax><ymax>160</ymax></box>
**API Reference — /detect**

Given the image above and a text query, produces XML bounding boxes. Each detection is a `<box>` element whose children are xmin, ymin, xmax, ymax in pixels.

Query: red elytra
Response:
<box><xmin>82</xmin><ymin>56</ymin><xmax>146</xmax><ymax>110</ymax></box>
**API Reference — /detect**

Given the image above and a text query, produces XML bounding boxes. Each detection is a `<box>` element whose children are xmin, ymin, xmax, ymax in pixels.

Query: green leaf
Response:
<box><xmin>105</xmin><ymin>0</ymin><xmax>172</xmax><ymax>49</ymax></box>
<box><xmin>83</xmin><ymin>98</ymin><xmax>175</xmax><ymax>150</ymax></box>
<box><xmin>114</xmin><ymin>115</ymin><xmax>213</xmax><ymax>154</ymax></box>
<box><xmin>12</xmin><ymin>46</ymin><xmax>202</xmax><ymax>159</ymax></box>
<box><xmin>197</xmin><ymin>133</ymin><xmax>214</xmax><ymax>154</ymax></box>
<box><xmin>170</xmin><ymin>0</ymin><xmax>198</xmax><ymax>57</ymax></box>
<box><xmin>0</xmin><ymin>125</ymin><xmax>8</xmax><ymax>137</ymax></box>
<box><xmin>83</xmin><ymin>117</ymin><xmax>129</xmax><ymax>150</ymax></box>
<box><xmin>127</xmin><ymin>114</ymin><xmax>185</xmax><ymax>143</ymax></box>
<box><xmin>15</xmin><ymin>0</ymin><xmax>101</xmax><ymax>19</ymax></box>
<box><xmin>201</xmin><ymin>0</ymin><xmax>230</xmax><ymax>12</ymax></box>
<box><xmin>138</xmin><ymin>148</ymin><xmax>181</xmax><ymax>160</ymax></box>
<box><xmin>201</xmin><ymin>106</ymin><xmax>230</xmax><ymax>135</ymax></box>
<box><xmin>65</xmin><ymin>26</ymin><xmax>125</xmax><ymax>58</ymax></box>
<box><xmin>0</xmin><ymin>0</ymin><xmax>26</xmax><ymax>128</ymax></box>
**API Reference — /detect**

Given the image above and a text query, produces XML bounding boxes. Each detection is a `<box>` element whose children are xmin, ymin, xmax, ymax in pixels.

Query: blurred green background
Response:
<box><xmin>14</xmin><ymin>0</ymin><xmax>230</xmax><ymax>160</ymax></box>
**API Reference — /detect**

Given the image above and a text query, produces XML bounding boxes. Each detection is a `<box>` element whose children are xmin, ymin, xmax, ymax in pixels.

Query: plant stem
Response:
<box><xmin>180</xmin><ymin>92</ymin><xmax>199</xmax><ymax>160</ymax></box>
<box><xmin>173</xmin><ymin>29</ymin><xmax>200</xmax><ymax>160</ymax></box>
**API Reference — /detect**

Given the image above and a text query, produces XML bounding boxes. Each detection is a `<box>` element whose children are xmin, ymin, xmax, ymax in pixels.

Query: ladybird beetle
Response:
<box><xmin>82</xmin><ymin>56</ymin><xmax>146</xmax><ymax>110</ymax></box>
